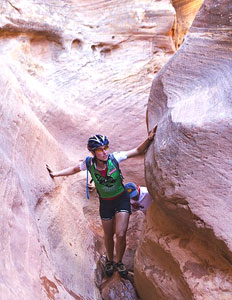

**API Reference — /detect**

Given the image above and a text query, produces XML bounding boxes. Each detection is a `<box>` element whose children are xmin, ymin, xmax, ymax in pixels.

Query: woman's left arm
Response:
<box><xmin>125</xmin><ymin>124</ymin><xmax>157</xmax><ymax>158</ymax></box>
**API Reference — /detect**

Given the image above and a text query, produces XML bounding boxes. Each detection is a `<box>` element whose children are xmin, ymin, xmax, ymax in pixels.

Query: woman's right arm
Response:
<box><xmin>122</xmin><ymin>124</ymin><xmax>157</xmax><ymax>159</ymax></box>
<box><xmin>46</xmin><ymin>164</ymin><xmax>81</xmax><ymax>178</ymax></box>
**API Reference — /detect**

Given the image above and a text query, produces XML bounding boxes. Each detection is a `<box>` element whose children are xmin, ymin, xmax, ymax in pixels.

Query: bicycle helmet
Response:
<box><xmin>87</xmin><ymin>134</ymin><xmax>109</xmax><ymax>151</ymax></box>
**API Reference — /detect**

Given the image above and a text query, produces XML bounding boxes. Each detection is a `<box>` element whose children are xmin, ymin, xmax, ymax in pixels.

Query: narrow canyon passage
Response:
<box><xmin>3</xmin><ymin>1</ymin><xmax>232</xmax><ymax>300</ymax></box>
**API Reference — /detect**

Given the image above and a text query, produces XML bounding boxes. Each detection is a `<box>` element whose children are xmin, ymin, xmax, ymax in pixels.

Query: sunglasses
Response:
<box><xmin>95</xmin><ymin>145</ymin><xmax>109</xmax><ymax>153</ymax></box>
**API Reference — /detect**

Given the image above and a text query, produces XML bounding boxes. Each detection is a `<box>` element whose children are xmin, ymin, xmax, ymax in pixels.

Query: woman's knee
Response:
<box><xmin>115</xmin><ymin>230</ymin><xmax>127</xmax><ymax>239</ymax></box>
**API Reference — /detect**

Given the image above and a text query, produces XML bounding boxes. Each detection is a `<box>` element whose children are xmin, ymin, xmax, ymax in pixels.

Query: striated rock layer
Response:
<box><xmin>0</xmin><ymin>0</ymin><xmax>203</xmax><ymax>299</ymax></box>
<box><xmin>0</xmin><ymin>61</ymin><xmax>100</xmax><ymax>300</ymax></box>
<box><xmin>0</xmin><ymin>0</ymin><xmax>184</xmax><ymax>299</ymax></box>
<box><xmin>136</xmin><ymin>0</ymin><xmax>232</xmax><ymax>299</ymax></box>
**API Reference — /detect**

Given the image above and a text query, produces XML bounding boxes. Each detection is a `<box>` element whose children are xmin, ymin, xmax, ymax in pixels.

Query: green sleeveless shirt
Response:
<box><xmin>88</xmin><ymin>157</ymin><xmax>124</xmax><ymax>199</ymax></box>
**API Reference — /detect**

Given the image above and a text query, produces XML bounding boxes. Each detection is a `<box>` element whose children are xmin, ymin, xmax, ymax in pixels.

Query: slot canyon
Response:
<box><xmin>0</xmin><ymin>0</ymin><xmax>232</xmax><ymax>299</ymax></box>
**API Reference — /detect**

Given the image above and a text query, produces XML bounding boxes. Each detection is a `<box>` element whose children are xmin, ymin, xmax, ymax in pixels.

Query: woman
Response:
<box><xmin>47</xmin><ymin>126</ymin><xmax>157</xmax><ymax>277</ymax></box>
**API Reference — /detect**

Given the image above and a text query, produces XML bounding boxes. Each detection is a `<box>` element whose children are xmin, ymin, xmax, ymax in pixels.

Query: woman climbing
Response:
<box><xmin>46</xmin><ymin>125</ymin><xmax>157</xmax><ymax>277</ymax></box>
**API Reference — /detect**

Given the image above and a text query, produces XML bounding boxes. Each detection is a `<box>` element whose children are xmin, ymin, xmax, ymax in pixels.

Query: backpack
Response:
<box><xmin>85</xmin><ymin>154</ymin><xmax>123</xmax><ymax>199</ymax></box>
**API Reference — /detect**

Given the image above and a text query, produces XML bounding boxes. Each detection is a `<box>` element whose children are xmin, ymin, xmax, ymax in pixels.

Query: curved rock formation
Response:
<box><xmin>0</xmin><ymin>60</ymin><xmax>101</xmax><ymax>300</ymax></box>
<box><xmin>136</xmin><ymin>0</ymin><xmax>232</xmax><ymax>299</ymax></box>
<box><xmin>0</xmin><ymin>0</ymin><xmax>203</xmax><ymax>299</ymax></box>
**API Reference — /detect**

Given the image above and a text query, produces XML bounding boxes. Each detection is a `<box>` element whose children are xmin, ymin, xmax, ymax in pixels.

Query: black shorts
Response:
<box><xmin>99</xmin><ymin>190</ymin><xmax>131</xmax><ymax>221</ymax></box>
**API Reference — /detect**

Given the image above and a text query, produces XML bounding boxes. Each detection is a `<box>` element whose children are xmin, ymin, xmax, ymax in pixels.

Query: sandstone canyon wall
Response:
<box><xmin>0</xmin><ymin>0</ymin><xmax>203</xmax><ymax>299</ymax></box>
<box><xmin>136</xmin><ymin>0</ymin><xmax>232</xmax><ymax>299</ymax></box>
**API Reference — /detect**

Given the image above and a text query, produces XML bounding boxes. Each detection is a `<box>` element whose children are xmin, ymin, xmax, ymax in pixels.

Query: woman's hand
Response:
<box><xmin>126</xmin><ymin>123</ymin><xmax>158</xmax><ymax>158</ymax></box>
<box><xmin>46</xmin><ymin>164</ymin><xmax>55</xmax><ymax>179</ymax></box>
<box><xmin>46</xmin><ymin>164</ymin><xmax>81</xmax><ymax>177</ymax></box>
<box><xmin>148</xmin><ymin>124</ymin><xmax>158</xmax><ymax>140</ymax></box>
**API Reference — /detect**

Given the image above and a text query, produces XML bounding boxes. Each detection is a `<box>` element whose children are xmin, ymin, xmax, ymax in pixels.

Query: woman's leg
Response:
<box><xmin>114</xmin><ymin>212</ymin><xmax>130</xmax><ymax>263</ymax></box>
<box><xmin>101</xmin><ymin>218</ymin><xmax>115</xmax><ymax>261</ymax></box>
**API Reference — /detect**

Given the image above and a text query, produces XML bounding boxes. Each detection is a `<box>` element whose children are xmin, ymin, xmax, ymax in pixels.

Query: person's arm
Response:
<box><xmin>46</xmin><ymin>164</ymin><xmax>81</xmax><ymax>178</ymax></box>
<box><xmin>125</xmin><ymin>124</ymin><xmax>157</xmax><ymax>158</ymax></box>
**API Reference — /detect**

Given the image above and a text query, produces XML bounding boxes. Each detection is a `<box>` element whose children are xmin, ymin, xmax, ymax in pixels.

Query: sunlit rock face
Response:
<box><xmin>0</xmin><ymin>61</ymin><xmax>101</xmax><ymax>300</ymax></box>
<box><xmin>137</xmin><ymin>0</ymin><xmax>232</xmax><ymax>299</ymax></box>
<box><xmin>172</xmin><ymin>0</ymin><xmax>203</xmax><ymax>48</ymax></box>
<box><xmin>0</xmin><ymin>0</ymin><xmax>179</xmax><ymax>178</ymax></box>
<box><xmin>0</xmin><ymin>0</ymin><xmax>182</xmax><ymax>299</ymax></box>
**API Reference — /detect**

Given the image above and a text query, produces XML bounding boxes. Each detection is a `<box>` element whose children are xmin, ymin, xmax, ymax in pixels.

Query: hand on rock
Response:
<box><xmin>148</xmin><ymin>124</ymin><xmax>158</xmax><ymax>140</ymax></box>
<box><xmin>46</xmin><ymin>164</ymin><xmax>54</xmax><ymax>179</ymax></box>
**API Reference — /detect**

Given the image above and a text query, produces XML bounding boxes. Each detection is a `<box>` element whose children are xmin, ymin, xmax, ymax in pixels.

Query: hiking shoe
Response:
<box><xmin>105</xmin><ymin>260</ymin><xmax>114</xmax><ymax>277</ymax></box>
<box><xmin>116</xmin><ymin>261</ymin><xmax>128</xmax><ymax>277</ymax></box>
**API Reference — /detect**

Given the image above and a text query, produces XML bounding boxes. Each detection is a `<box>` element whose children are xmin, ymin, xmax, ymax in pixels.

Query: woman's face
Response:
<box><xmin>94</xmin><ymin>145</ymin><xmax>109</xmax><ymax>161</ymax></box>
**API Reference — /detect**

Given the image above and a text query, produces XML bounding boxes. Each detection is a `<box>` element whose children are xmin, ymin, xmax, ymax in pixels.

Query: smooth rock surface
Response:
<box><xmin>136</xmin><ymin>0</ymin><xmax>232</xmax><ymax>299</ymax></box>
<box><xmin>0</xmin><ymin>0</ymin><xmax>202</xmax><ymax>299</ymax></box>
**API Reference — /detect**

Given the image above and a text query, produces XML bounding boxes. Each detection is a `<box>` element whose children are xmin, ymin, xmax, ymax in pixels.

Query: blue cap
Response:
<box><xmin>125</xmin><ymin>182</ymin><xmax>138</xmax><ymax>198</ymax></box>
